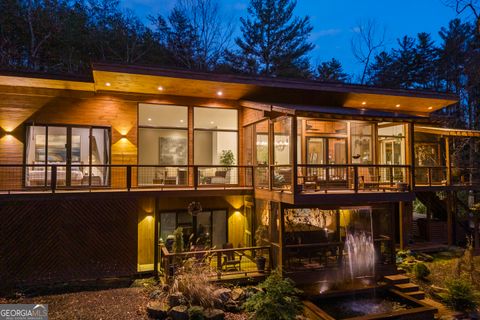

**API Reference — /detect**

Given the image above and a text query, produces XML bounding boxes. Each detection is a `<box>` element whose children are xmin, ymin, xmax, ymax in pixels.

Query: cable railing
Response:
<box><xmin>0</xmin><ymin>164</ymin><xmax>254</xmax><ymax>193</ymax></box>
<box><xmin>297</xmin><ymin>164</ymin><xmax>411</xmax><ymax>193</ymax></box>
<box><xmin>1</xmin><ymin>163</ymin><xmax>479</xmax><ymax>194</ymax></box>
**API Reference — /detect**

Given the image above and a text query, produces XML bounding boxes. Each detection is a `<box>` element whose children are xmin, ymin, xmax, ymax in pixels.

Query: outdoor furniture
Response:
<box><xmin>221</xmin><ymin>243</ymin><xmax>242</xmax><ymax>271</ymax></box>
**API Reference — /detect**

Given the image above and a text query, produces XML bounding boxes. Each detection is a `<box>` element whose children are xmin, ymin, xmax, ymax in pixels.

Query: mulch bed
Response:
<box><xmin>4</xmin><ymin>287</ymin><xmax>149</xmax><ymax>320</ymax></box>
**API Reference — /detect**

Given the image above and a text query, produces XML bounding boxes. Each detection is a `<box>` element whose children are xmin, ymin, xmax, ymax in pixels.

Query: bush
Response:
<box><xmin>169</xmin><ymin>257</ymin><xmax>219</xmax><ymax>308</ymax></box>
<box><xmin>243</xmin><ymin>270</ymin><xmax>303</xmax><ymax>320</ymax></box>
<box><xmin>440</xmin><ymin>277</ymin><xmax>479</xmax><ymax>311</ymax></box>
<box><xmin>188</xmin><ymin>306</ymin><xmax>205</xmax><ymax>320</ymax></box>
<box><xmin>413</xmin><ymin>262</ymin><xmax>430</xmax><ymax>279</ymax></box>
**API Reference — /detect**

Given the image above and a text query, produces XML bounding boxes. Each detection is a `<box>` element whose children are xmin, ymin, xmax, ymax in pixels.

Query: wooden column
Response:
<box><xmin>407</xmin><ymin>123</ymin><xmax>415</xmax><ymax>190</ymax></box>
<box><xmin>153</xmin><ymin>198</ymin><xmax>159</xmax><ymax>279</ymax></box>
<box><xmin>445</xmin><ymin>137</ymin><xmax>451</xmax><ymax>186</ymax></box>
<box><xmin>291</xmin><ymin>116</ymin><xmax>299</xmax><ymax>194</ymax></box>
<box><xmin>399</xmin><ymin>201</ymin><xmax>413</xmax><ymax>250</ymax></box>
<box><xmin>446</xmin><ymin>191</ymin><xmax>454</xmax><ymax>246</ymax></box>
<box><xmin>278</xmin><ymin>202</ymin><xmax>285</xmax><ymax>273</ymax></box>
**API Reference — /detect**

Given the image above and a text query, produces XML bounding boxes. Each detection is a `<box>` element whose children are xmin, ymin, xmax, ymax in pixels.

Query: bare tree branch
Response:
<box><xmin>350</xmin><ymin>19</ymin><xmax>386</xmax><ymax>84</ymax></box>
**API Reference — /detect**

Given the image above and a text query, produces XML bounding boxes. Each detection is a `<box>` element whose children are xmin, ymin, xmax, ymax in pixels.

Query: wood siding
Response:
<box><xmin>0</xmin><ymin>198</ymin><xmax>138</xmax><ymax>289</ymax></box>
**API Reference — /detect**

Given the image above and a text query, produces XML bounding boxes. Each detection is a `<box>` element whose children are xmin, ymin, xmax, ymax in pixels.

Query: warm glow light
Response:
<box><xmin>157</xmin><ymin>86</ymin><xmax>163</xmax><ymax>91</ymax></box>
<box><xmin>428</xmin><ymin>106</ymin><xmax>433</xmax><ymax>110</ymax></box>
<box><xmin>361</xmin><ymin>101</ymin><xmax>367</xmax><ymax>105</ymax></box>
<box><xmin>361</xmin><ymin>108</ymin><xmax>366</xmax><ymax>111</ymax></box>
<box><xmin>105</xmin><ymin>82</ymin><xmax>111</xmax><ymax>87</ymax></box>
<box><xmin>396</xmin><ymin>104</ymin><xmax>401</xmax><ymax>108</ymax></box>
<box><xmin>180</xmin><ymin>119</ymin><xmax>184</xmax><ymax>123</ymax></box>
<box><xmin>217</xmin><ymin>91</ymin><xmax>223</xmax><ymax>96</ymax></box>
<box><xmin>210</xmin><ymin>121</ymin><xmax>214</xmax><ymax>124</ymax></box>
<box><xmin>148</xmin><ymin>118</ymin><xmax>152</xmax><ymax>121</ymax></box>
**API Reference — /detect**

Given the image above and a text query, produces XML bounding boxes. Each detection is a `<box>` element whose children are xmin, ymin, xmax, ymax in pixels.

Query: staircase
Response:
<box><xmin>384</xmin><ymin>274</ymin><xmax>425</xmax><ymax>300</ymax></box>
<box><xmin>416</xmin><ymin>192</ymin><xmax>447</xmax><ymax>220</ymax></box>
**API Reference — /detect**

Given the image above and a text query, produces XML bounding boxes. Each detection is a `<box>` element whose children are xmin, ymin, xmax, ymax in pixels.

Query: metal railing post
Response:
<box><xmin>193</xmin><ymin>166</ymin><xmax>198</xmax><ymax>190</ymax></box>
<box><xmin>126</xmin><ymin>165</ymin><xmax>132</xmax><ymax>191</ymax></box>
<box><xmin>51</xmin><ymin>165</ymin><xmax>57</xmax><ymax>193</ymax></box>
<box><xmin>353</xmin><ymin>165</ymin><xmax>359</xmax><ymax>193</ymax></box>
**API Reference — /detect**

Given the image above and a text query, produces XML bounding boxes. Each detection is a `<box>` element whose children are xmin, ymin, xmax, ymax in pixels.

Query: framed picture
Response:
<box><xmin>159</xmin><ymin>137</ymin><xmax>187</xmax><ymax>165</ymax></box>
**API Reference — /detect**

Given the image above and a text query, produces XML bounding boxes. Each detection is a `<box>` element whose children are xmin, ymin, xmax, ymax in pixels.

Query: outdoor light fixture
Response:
<box><xmin>180</xmin><ymin>119</ymin><xmax>184</xmax><ymax>123</ymax></box>
<box><xmin>148</xmin><ymin>118</ymin><xmax>152</xmax><ymax>121</ymax></box>
<box><xmin>157</xmin><ymin>86</ymin><xmax>163</xmax><ymax>91</ymax></box>
<box><xmin>396</xmin><ymin>104</ymin><xmax>401</xmax><ymax>108</ymax></box>
<box><xmin>428</xmin><ymin>106</ymin><xmax>433</xmax><ymax>110</ymax></box>
<box><xmin>361</xmin><ymin>101</ymin><xmax>367</xmax><ymax>105</ymax></box>
<box><xmin>105</xmin><ymin>82</ymin><xmax>111</xmax><ymax>87</ymax></box>
<box><xmin>217</xmin><ymin>91</ymin><xmax>223</xmax><ymax>96</ymax></box>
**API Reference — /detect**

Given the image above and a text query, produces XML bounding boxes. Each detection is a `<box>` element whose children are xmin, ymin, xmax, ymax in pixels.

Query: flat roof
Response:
<box><xmin>0</xmin><ymin>63</ymin><xmax>458</xmax><ymax>116</ymax></box>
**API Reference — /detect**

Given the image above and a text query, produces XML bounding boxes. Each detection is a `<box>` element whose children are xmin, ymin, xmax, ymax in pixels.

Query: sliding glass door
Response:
<box><xmin>25</xmin><ymin>125</ymin><xmax>110</xmax><ymax>187</ymax></box>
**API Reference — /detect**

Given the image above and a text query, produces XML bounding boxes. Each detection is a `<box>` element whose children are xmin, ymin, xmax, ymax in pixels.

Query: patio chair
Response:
<box><xmin>221</xmin><ymin>243</ymin><xmax>242</xmax><ymax>271</ymax></box>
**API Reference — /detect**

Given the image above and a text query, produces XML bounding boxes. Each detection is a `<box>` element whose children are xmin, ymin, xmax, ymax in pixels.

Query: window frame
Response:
<box><xmin>24</xmin><ymin>123</ymin><xmax>111</xmax><ymax>188</ymax></box>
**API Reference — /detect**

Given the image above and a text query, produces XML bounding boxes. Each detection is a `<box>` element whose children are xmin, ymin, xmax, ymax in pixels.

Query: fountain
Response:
<box><xmin>341</xmin><ymin>208</ymin><xmax>375</xmax><ymax>286</ymax></box>
<box><xmin>303</xmin><ymin>207</ymin><xmax>437</xmax><ymax>320</ymax></box>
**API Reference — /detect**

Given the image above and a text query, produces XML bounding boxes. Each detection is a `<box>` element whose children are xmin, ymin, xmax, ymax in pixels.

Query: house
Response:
<box><xmin>0</xmin><ymin>63</ymin><xmax>478</xmax><ymax>290</ymax></box>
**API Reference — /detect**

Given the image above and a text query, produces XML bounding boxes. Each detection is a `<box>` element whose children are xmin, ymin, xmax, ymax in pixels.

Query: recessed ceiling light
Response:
<box><xmin>396</xmin><ymin>104</ymin><xmax>401</xmax><ymax>108</ymax></box>
<box><xmin>148</xmin><ymin>118</ymin><xmax>152</xmax><ymax>121</ymax></box>
<box><xmin>428</xmin><ymin>106</ymin><xmax>433</xmax><ymax>110</ymax></box>
<box><xmin>180</xmin><ymin>119</ymin><xmax>184</xmax><ymax>123</ymax></box>
<box><xmin>362</xmin><ymin>101</ymin><xmax>367</xmax><ymax>105</ymax></box>
<box><xmin>210</xmin><ymin>121</ymin><xmax>214</xmax><ymax>124</ymax></box>
<box><xmin>105</xmin><ymin>82</ymin><xmax>111</xmax><ymax>87</ymax></box>
<box><xmin>157</xmin><ymin>86</ymin><xmax>163</xmax><ymax>91</ymax></box>
<box><xmin>217</xmin><ymin>91</ymin><xmax>223</xmax><ymax>96</ymax></box>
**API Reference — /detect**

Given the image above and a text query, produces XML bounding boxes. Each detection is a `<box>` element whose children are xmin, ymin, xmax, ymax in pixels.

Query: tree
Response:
<box><xmin>367</xmin><ymin>51</ymin><xmax>398</xmax><ymax>87</ymax></box>
<box><xmin>228</xmin><ymin>0</ymin><xmax>314</xmax><ymax>77</ymax></box>
<box><xmin>444</xmin><ymin>0</ymin><xmax>480</xmax><ymax>34</ymax></box>
<box><xmin>176</xmin><ymin>0</ymin><xmax>234</xmax><ymax>71</ymax></box>
<box><xmin>316</xmin><ymin>58</ymin><xmax>349</xmax><ymax>82</ymax></box>
<box><xmin>351</xmin><ymin>19</ymin><xmax>386</xmax><ymax>84</ymax></box>
<box><xmin>413</xmin><ymin>32</ymin><xmax>439</xmax><ymax>89</ymax></box>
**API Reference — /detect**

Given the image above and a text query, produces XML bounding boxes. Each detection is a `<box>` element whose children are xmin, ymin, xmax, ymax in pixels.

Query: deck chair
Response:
<box><xmin>221</xmin><ymin>243</ymin><xmax>241</xmax><ymax>271</ymax></box>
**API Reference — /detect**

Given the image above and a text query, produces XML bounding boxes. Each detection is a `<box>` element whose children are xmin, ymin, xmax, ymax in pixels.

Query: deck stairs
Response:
<box><xmin>384</xmin><ymin>274</ymin><xmax>425</xmax><ymax>300</ymax></box>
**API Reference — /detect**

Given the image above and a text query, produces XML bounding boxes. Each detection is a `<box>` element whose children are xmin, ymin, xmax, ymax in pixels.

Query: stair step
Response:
<box><xmin>407</xmin><ymin>291</ymin><xmax>425</xmax><ymax>300</ymax></box>
<box><xmin>394</xmin><ymin>283</ymin><xmax>419</xmax><ymax>293</ymax></box>
<box><xmin>384</xmin><ymin>274</ymin><xmax>410</xmax><ymax>285</ymax></box>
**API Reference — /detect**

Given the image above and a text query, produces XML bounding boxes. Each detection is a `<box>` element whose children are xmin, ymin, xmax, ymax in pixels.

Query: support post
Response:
<box><xmin>399</xmin><ymin>201</ymin><xmax>413</xmax><ymax>250</ymax></box>
<box><xmin>447</xmin><ymin>191</ymin><xmax>454</xmax><ymax>246</ymax></box>
<box><xmin>153</xmin><ymin>199</ymin><xmax>159</xmax><ymax>279</ymax></box>
<box><xmin>407</xmin><ymin>123</ymin><xmax>415</xmax><ymax>190</ymax></box>
<box><xmin>126</xmin><ymin>165</ymin><xmax>132</xmax><ymax>191</ymax></box>
<box><xmin>51</xmin><ymin>165</ymin><xmax>57</xmax><ymax>193</ymax></box>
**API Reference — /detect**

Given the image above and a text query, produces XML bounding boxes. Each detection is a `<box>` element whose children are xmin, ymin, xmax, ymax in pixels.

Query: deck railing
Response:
<box><xmin>284</xmin><ymin>237</ymin><xmax>394</xmax><ymax>272</ymax></box>
<box><xmin>1</xmin><ymin>163</ymin><xmax>479</xmax><ymax>194</ymax></box>
<box><xmin>297</xmin><ymin>164</ymin><xmax>411</xmax><ymax>193</ymax></box>
<box><xmin>0</xmin><ymin>164</ymin><xmax>254</xmax><ymax>193</ymax></box>
<box><xmin>160</xmin><ymin>245</ymin><xmax>271</xmax><ymax>282</ymax></box>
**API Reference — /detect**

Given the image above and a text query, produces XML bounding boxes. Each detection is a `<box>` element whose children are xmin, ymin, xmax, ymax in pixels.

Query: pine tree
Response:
<box><xmin>316</xmin><ymin>58</ymin><xmax>349</xmax><ymax>82</ymax></box>
<box><xmin>413</xmin><ymin>32</ymin><xmax>438</xmax><ymax>89</ymax></box>
<box><xmin>367</xmin><ymin>51</ymin><xmax>399</xmax><ymax>87</ymax></box>
<box><xmin>228</xmin><ymin>0</ymin><xmax>314</xmax><ymax>77</ymax></box>
<box><xmin>392</xmin><ymin>36</ymin><xmax>417</xmax><ymax>89</ymax></box>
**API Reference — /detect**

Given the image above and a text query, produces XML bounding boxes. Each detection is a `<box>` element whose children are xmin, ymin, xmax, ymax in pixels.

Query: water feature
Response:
<box><xmin>341</xmin><ymin>207</ymin><xmax>376</xmax><ymax>285</ymax></box>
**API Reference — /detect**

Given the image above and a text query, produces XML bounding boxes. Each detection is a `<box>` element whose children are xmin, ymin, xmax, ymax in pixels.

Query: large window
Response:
<box><xmin>25</xmin><ymin>125</ymin><xmax>110</xmax><ymax>187</ymax></box>
<box><xmin>193</xmin><ymin>107</ymin><xmax>238</xmax><ymax>165</ymax></box>
<box><xmin>138</xmin><ymin>104</ymin><xmax>188</xmax><ymax>185</ymax></box>
<box><xmin>351</xmin><ymin>122</ymin><xmax>373</xmax><ymax>164</ymax></box>
<box><xmin>194</xmin><ymin>107</ymin><xmax>238</xmax><ymax>185</ymax></box>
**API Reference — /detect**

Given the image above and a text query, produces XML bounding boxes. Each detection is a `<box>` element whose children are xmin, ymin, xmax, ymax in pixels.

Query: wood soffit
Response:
<box><xmin>0</xmin><ymin>63</ymin><xmax>458</xmax><ymax>116</ymax></box>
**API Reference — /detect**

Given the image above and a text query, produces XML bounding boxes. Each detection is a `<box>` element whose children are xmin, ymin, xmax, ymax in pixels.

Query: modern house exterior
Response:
<box><xmin>0</xmin><ymin>63</ymin><xmax>478</xmax><ymax>290</ymax></box>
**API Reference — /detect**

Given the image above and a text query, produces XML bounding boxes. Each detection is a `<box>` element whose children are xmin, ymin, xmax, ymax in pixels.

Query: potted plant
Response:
<box><xmin>219</xmin><ymin>150</ymin><xmax>235</xmax><ymax>184</ymax></box>
<box><xmin>255</xmin><ymin>225</ymin><xmax>269</xmax><ymax>272</ymax></box>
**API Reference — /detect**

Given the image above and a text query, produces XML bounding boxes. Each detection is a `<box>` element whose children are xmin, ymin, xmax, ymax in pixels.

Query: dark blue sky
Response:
<box><xmin>121</xmin><ymin>0</ymin><xmax>462</xmax><ymax>77</ymax></box>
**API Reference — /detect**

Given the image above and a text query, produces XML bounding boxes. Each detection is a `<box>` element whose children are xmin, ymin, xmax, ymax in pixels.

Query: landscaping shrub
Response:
<box><xmin>440</xmin><ymin>277</ymin><xmax>479</xmax><ymax>311</ymax></box>
<box><xmin>170</xmin><ymin>257</ymin><xmax>219</xmax><ymax>308</ymax></box>
<box><xmin>188</xmin><ymin>306</ymin><xmax>205</xmax><ymax>320</ymax></box>
<box><xmin>243</xmin><ymin>270</ymin><xmax>303</xmax><ymax>320</ymax></box>
<box><xmin>413</xmin><ymin>262</ymin><xmax>431</xmax><ymax>279</ymax></box>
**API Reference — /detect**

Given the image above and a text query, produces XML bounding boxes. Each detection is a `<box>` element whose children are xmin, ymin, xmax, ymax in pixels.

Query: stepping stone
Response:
<box><xmin>394</xmin><ymin>282</ymin><xmax>420</xmax><ymax>293</ymax></box>
<box><xmin>384</xmin><ymin>274</ymin><xmax>410</xmax><ymax>285</ymax></box>
<box><xmin>407</xmin><ymin>290</ymin><xmax>425</xmax><ymax>300</ymax></box>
